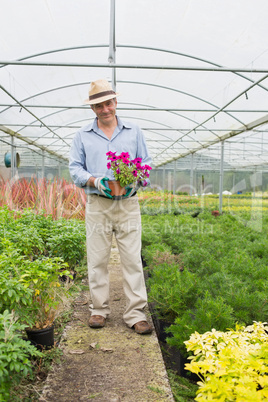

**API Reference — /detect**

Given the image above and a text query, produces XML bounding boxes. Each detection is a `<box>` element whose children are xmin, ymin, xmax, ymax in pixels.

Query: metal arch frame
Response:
<box><xmin>154</xmin><ymin>73</ymin><xmax>268</xmax><ymax>166</ymax></box>
<box><xmin>0</xmin><ymin>84</ymin><xmax>69</xmax><ymax>148</ymax></box>
<box><xmin>12</xmin><ymin>106</ymin><xmax>213</xmax><ymax>157</ymax></box>
<box><xmin>0</xmin><ymin>44</ymin><xmax>266</xmax><ymax>130</ymax></box>
<box><xmin>0</xmin><ymin>74</ymin><xmax>258</xmax><ymax>166</ymax></box>
<box><xmin>0</xmin><ymin>78</ymin><xmax>240</xmax><ymax>156</ymax></box>
<box><xmin>2</xmin><ymin>103</ymin><xmax>268</xmax><ymax>113</ymax></box>
<box><xmin>0</xmin><ymin>136</ymin><xmax>67</xmax><ymax>165</ymax></box>
<box><xmin>1</xmin><ymin>44</ymin><xmax>268</xmax><ymax>167</ymax></box>
<box><xmin>41</xmin><ymin>116</ymin><xmax>192</xmax><ymax>156</ymax></box>
<box><xmin>200</xmin><ymin>139</ymin><xmax>268</xmax><ymax>167</ymax></box>
<box><xmin>0</xmin><ymin>77</ymin><xmax>247</xmax><ymax>130</ymax></box>
<box><xmin>1</xmin><ymin>43</ymin><xmax>268</xmax><ymax>93</ymax></box>
<box><xmin>27</xmin><ymin>96</ymin><xmax>220</xmax><ymax>139</ymax></box>
<box><xmin>1</xmin><ymin>59</ymin><xmax>268</xmax><ymax>73</ymax></box>
<box><xmin>0</xmin><ymin>125</ymin><xmax>68</xmax><ymax>162</ymax></box>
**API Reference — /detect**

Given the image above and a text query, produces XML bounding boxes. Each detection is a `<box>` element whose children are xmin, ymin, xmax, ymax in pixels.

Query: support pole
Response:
<box><xmin>219</xmin><ymin>141</ymin><xmax>225</xmax><ymax>213</ymax></box>
<box><xmin>162</xmin><ymin>166</ymin><xmax>165</xmax><ymax>191</ymax></box>
<box><xmin>42</xmin><ymin>150</ymin><xmax>45</xmax><ymax>179</ymax></box>
<box><xmin>11</xmin><ymin>136</ymin><xmax>15</xmax><ymax>179</ymax></box>
<box><xmin>109</xmin><ymin>0</ymin><xmax>116</xmax><ymax>90</ymax></box>
<box><xmin>190</xmin><ymin>153</ymin><xmax>194</xmax><ymax>196</ymax></box>
<box><xmin>58</xmin><ymin>162</ymin><xmax>61</xmax><ymax>179</ymax></box>
<box><xmin>173</xmin><ymin>161</ymin><xmax>176</xmax><ymax>194</ymax></box>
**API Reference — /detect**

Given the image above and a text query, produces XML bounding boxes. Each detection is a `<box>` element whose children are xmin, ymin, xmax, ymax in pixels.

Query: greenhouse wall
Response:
<box><xmin>150</xmin><ymin>167</ymin><xmax>267</xmax><ymax>195</ymax></box>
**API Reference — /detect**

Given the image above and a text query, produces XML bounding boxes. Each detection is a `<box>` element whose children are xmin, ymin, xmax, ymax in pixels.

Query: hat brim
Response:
<box><xmin>84</xmin><ymin>92</ymin><xmax>120</xmax><ymax>105</ymax></box>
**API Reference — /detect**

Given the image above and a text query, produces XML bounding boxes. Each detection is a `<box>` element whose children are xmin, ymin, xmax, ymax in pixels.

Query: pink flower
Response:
<box><xmin>106</xmin><ymin>151</ymin><xmax>116</xmax><ymax>157</ymax></box>
<box><xmin>106</xmin><ymin>151</ymin><xmax>151</xmax><ymax>186</ymax></box>
<box><xmin>121</xmin><ymin>152</ymin><xmax>130</xmax><ymax>159</ymax></box>
<box><xmin>132</xmin><ymin>158</ymin><xmax>142</xmax><ymax>164</ymax></box>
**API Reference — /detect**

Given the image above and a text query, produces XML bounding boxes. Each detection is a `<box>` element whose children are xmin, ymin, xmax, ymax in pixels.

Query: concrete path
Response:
<box><xmin>40</xmin><ymin>240</ymin><xmax>174</xmax><ymax>402</ymax></box>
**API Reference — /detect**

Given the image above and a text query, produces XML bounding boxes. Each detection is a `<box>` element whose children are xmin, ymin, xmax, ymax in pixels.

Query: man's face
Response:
<box><xmin>91</xmin><ymin>98</ymin><xmax>117</xmax><ymax>125</ymax></box>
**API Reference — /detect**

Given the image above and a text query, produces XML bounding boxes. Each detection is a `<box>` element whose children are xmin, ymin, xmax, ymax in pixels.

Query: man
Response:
<box><xmin>69</xmin><ymin>79</ymin><xmax>152</xmax><ymax>335</ymax></box>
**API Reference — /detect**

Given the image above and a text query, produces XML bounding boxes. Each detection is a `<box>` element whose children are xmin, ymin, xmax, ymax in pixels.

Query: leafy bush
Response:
<box><xmin>147</xmin><ymin>259</ymin><xmax>199</xmax><ymax>322</ymax></box>
<box><xmin>0</xmin><ymin>310</ymin><xmax>43</xmax><ymax>400</ymax></box>
<box><xmin>184</xmin><ymin>322</ymin><xmax>268</xmax><ymax>401</ymax></box>
<box><xmin>46</xmin><ymin>219</ymin><xmax>86</xmax><ymax>268</ymax></box>
<box><xmin>142</xmin><ymin>211</ymin><xmax>268</xmax><ymax>354</ymax></box>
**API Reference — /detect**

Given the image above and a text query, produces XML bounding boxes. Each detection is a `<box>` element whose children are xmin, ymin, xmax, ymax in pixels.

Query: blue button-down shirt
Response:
<box><xmin>69</xmin><ymin>116</ymin><xmax>152</xmax><ymax>195</ymax></box>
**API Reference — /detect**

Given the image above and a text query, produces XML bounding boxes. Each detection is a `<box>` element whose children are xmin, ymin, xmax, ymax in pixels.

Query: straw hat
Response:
<box><xmin>85</xmin><ymin>79</ymin><xmax>120</xmax><ymax>105</ymax></box>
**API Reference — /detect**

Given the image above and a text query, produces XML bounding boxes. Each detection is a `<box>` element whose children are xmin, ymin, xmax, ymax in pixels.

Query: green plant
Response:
<box><xmin>147</xmin><ymin>261</ymin><xmax>198</xmax><ymax>322</ymax></box>
<box><xmin>167</xmin><ymin>369</ymin><xmax>198</xmax><ymax>401</ymax></box>
<box><xmin>167</xmin><ymin>293</ymin><xmax>236</xmax><ymax>356</ymax></box>
<box><xmin>0</xmin><ymin>238</ymin><xmax>72</xmax><ymax>329</ymax></box>
<box><xmin>0</xmin><ymin>310</ymin><xmax>43</xmax><ymax>400</ymax></box>
<box><xmin>47</xmin><ymin>219</ymin><xmax>86</xmax><ymax>268</ymax></box>
<box><xmin>184</xmin><ymin>322</ymin><xmax>268</xmax><ymax>401</ymax></box>
<box><xmin>142</xmin><ymin>210</ymin><xmax>268</xmax><ymax>357</ymax></box>
<box><xmin>19</xmin><ymin>256</ymin><xmax>72</xmax><ymax>329</ymax></box>
<box><xmin>0</xmin><ymin>240</ymin><xmax>34</xmax><ymax>320</ymax></box>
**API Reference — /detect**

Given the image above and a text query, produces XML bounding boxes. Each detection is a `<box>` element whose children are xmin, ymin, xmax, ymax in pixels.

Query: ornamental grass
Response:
<box><xmin>0</xmin><ymin>177</ymin><xmax>86</xmax><ymax>220</ymax></box>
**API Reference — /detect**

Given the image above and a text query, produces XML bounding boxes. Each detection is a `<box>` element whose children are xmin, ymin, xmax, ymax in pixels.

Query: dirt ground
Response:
<box><xmin>40</xmin><ymin>243</ymin><xmax>174</xmax><ymax>402</ymax></box>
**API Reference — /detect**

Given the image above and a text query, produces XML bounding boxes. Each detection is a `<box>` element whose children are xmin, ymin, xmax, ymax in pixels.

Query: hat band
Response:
<box><xmin>89</xmin><ymin>90</ymin><xmax>116</xmax><ymax>101</ymax></box>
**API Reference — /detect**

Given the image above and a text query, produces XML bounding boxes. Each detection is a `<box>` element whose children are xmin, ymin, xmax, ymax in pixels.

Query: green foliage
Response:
<box><xmin>0</xmin><ymin>207</ymin><xmax>87</xmax><ymax>400</ymax></box>
<box><xmin>0</xmin><ymin>310</ymin><xmax>43</xmax><ymax>400</ymax></box>
<box><xmin>167</xmin><ymin>370</ymin><xmax>198</xmax><ymax>402</ymax></box>
<box><xmin>0</xmin><ymin>238</ymin><xmax>71</xmax><ymax>329</ymax></box>
<box><xmin>167</xmin><ymin>294</ymin><xmax>236</xmax><ymax>357</ymax></box>
<box><xmin>184</xmin><ymin>322</ymin><xmax>268</xmax><ymax>401</ymax></box>
<box><xmin>147</xmin><ymin>260</ymin><xmax>199</xmax><ymax>322</ymax></box>
<box><xmin>141</xmin><ymin>211</ymin><xmax>268</xmax><ymax>355</ymax></box>
<box><xmin>47</xmin><ymin>219</ymin><xmax>86</xmax><ymax>268</ymax></box>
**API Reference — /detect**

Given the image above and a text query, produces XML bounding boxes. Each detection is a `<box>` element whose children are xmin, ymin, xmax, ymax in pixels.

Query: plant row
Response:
<box><xmin>141</xmin><ymin>210</ymin><xmax>268</xmax><ymax>356</ymax></box>
<box><xmin>0</xmin><ymin>207</ymin><xmax>86</xmax><ymax>399</ymax></box>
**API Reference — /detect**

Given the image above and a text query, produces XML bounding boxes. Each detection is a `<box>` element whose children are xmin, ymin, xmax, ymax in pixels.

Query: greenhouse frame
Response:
<box><xmin>1</xmin><ymin>0</ymin><xmax>268</xmax><ymax>208</ymax></box>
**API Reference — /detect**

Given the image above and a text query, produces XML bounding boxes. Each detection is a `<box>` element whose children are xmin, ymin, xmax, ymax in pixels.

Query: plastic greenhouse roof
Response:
<box><xmin>1</xmin><ymin>0</ymin><xmax>268</xmax><ymax>170</ymax></box>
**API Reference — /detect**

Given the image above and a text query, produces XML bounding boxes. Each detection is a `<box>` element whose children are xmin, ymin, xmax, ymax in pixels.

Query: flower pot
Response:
<box><xmin>108</xmin><ymin>180</ymin><xmax>126</xmax><ymax>200</ymax></box>
<box><xmin>26</xmin><ymin>324</ymin><xmax>54</xmax><ymax>349</ymax></box>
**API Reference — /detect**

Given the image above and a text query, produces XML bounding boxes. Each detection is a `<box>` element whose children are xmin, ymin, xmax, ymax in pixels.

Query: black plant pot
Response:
<box><xmin>26</xmin><ymin>324</ymin><xmax>54</xmax><ymax>349</ymax></box>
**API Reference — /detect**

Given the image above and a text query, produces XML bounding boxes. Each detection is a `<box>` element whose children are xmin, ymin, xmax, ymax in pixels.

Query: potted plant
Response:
<box><xmin>19</xmin><ymin>257</ymin><xmax>72</xmax><ymax>348</ymax></box>
<box><xmin>106</xmin><ymin>151</ymin><xmax>152</xmax><ymax>197</ymax></box>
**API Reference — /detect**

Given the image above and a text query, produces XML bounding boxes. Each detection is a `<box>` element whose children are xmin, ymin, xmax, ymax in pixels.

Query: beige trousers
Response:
<box><xmin>85</xmin><ymin>194</ymin><xmax>148</xmax><ymax>327</ymax></box>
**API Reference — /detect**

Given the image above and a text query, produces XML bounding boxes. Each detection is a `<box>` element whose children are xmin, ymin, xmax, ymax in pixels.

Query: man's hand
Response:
<box><xmin>94</xmin><ymin>177</ymin><xmax>112</xmax><ymax>198</ymax></box>
<box><xmin>123</xmin><ymin>182</ymin><xmax>136</xmax><ymax>198</ymax></box>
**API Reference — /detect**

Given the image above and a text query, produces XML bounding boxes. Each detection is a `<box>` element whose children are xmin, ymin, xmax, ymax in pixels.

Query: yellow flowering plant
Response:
<box><xmin>184</xmin><ymin>322</ymin><xmax>268</xmax><ymax>401</ymax></box>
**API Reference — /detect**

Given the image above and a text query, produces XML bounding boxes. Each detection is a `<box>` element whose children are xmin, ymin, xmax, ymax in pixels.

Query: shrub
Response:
<box><xmin>184</xmin><ymin>322</ymin><xmax>268</xmax><ymax>401</ymax></box>
<box><xmin>0</xmin><ymin>310</ymin><xmax>43</xmax><ymax>400</ymax></box>
<box><xmin>47</xmin><ymin>219</ymin><xmax>86</xmax><ymax>268</ymax></box>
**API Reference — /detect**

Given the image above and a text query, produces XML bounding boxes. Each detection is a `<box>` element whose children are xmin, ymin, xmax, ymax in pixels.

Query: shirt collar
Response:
<box><xmin>84</xmin><ymin>116</ymin><xmax>132</xmax><ymax>132</ymax></box>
